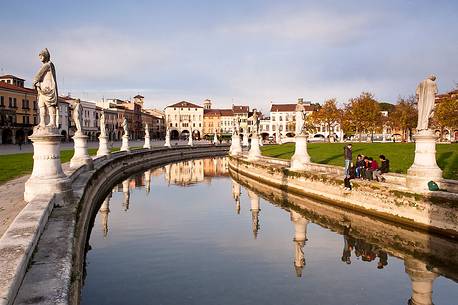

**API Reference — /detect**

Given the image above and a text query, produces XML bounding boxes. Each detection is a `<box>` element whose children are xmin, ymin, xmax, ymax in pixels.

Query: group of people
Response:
<box><xmin>343</xmin><ymin>144</ymin><xmax>390</xmax><ymax>190</ymax></box>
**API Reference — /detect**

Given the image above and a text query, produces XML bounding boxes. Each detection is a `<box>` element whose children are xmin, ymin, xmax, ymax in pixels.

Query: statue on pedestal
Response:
<box><xmin>73</xmin><ymin>99</ymin><xmax>83</xmax><ymax>135</ymax></box>
<box><xmin>122</xmin><ymin>118</ymin><xmax>129</xmax><ymax>136</ymax></box>
<box><xmin>144</xmin><ymin>123</ymin><xmax>150</xmax><ymax>138</ymax></box>
<box><xmin>33</xmin><ymin>48</ymin><xmax>59</xmax><ymax>128</ymax></box>
<box><xmin>100</xmin><ymin>111</ymin><xmax>106</xmax><ymax>137</ymax></box>
<box><xmin>416</xmin><ymin>75</ymin><xmax>438</xmax><ymax>131</ymax></box>
<box><xmin>252</xmin><ymin>110</ymin><xmax>259</xmax><ymax>135</ymax></box>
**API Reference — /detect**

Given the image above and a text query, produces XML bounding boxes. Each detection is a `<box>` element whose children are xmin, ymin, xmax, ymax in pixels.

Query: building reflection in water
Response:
<box><xmin>231</xmin><ymin>179</ymin><xmax>241</xmax><ymax>215</ymax></box>
<box><xmin>99</xmin><ymin>193</ymin><xmax>111</xmax><ymax>238</ymax></box>
<box><xmin>248</xmin><ymin>190</ymin><xmax>260</xmax><ymax>239</ymax></box>
<box><xmin>290</xmin><ymin>210</ymin><xmax>308</xmax><ymax>277</ymax></box>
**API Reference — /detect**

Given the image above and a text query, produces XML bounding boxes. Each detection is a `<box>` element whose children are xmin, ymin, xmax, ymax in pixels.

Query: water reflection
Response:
<box><xmin>84</xmin><ymin>157</ymin><xmax>458</xmax><ymax>305</ymax></box>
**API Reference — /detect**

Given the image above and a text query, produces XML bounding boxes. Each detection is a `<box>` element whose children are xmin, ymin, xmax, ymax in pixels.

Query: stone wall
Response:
<box><xmin>229</xmin><ymin>155</ymin><xmax>458</xmax><ymax>237</ymax></box>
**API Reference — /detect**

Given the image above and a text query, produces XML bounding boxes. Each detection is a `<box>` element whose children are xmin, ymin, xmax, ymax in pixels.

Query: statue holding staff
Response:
<box><xmin>416</xmin><ymin>75</ymin><xmax>438</xmax><ymax>131</ymax></box>
<box><xmin>33</xmin><ymin>48</ymin><xmax>59</xmax><ymax>128</ymax></box>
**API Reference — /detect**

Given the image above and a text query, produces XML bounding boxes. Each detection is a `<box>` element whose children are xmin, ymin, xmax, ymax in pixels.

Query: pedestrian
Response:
<box><xmin>374</xmin><ymin>155</ymin><xmax>390</xmax><ymax>182</ymax></box>
<box><xmin>18</xmin><ymin>139</ymin><xmax>23</xmax><ymax>150</ymax></box>
<box><xmin>343</xmin><ymin>143</ymin><xmax>352</xmax><ymax>177</ymax></box>
<box><xmin>355</xmin><ymin>155</ymin><xmax>365</xmax><ymax>178</ymax></box>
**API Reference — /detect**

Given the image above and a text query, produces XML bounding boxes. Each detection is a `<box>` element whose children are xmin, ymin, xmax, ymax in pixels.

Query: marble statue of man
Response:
<box><xmin>100</xmin><ymin>111</ymin><xmax>106</xmax><ymax>137</ymax></box>
<box><xmin>73</xmin><ymin>99</ymin><xmax>83</xmax><ymax>135</ymax></box>
<box><xmin>416</xmin><ymin>75</ymin><xmax>438</xmax><ymax>131</ymax></box>
<box><xmin>122</xmin><ymin>118</ymin><xmax>129</xmax><ymax>136</ymax></box>
<box><xmin>145</xmin><ymin>123</ymin><xmax>150</xmax><ymax>137</ymax></box>
<box><xmin>252</xmin><ymin>110</ymin><xmax>259</xmax><ymax>134</ymax></box>
<box><xmin>33</xmin><ymin>48</ymin><xmax>58</xmax><ymax>128</ymax></box>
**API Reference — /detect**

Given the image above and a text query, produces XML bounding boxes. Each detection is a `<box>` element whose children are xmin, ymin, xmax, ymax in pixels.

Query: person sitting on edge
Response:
<box><xmin>366</xmin><ymin>157</ymin><xmax>378</xmax><ymax>180</ymax></box>
<box><xmin>355</xmin><ymin>154</ymin><xmax>365</xmax><ymax>178</ymax></box>
<box><xmin>374</xmin><ymin>155</ymin><xmax>390</xmax><ymax>182</ymax></box>
<box><xmin>362</xmin><ymin>156</ymin><xmax>370</xmax><ymax>179</ymax></box>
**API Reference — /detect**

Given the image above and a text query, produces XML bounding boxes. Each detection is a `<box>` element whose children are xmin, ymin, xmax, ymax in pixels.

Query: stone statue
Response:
<box><xmin>73</xmin><ymin>99</ymin><xmax>83</xmax><ymax>135</ymax></box>
<box><xmin>144</xmin><ymin>123</ymin><xmax>150</xmax><ymax>137</ymax></box>
<box><xmin>100</xmin><ymin>111</ymin><xmax>106</xmax><ymax>137</ymax></box>
<box><xmin>33</xmin><ymin>48</ymin><xmax>58</xmax><ymax>128</ymax></box>
<box><xmin>252</xmin><ymin>110</ymin><xmax>259</xmax><ymax>134</ymax></box>
<box><xmin>416</xmin><ymin>75</ymin><xmax>438</xmax><ymax>131</ymax></box>
<box><xmin>122</xmin><ymin>118</ymin><xmax>129</xmax><ymax>136</ymax></box>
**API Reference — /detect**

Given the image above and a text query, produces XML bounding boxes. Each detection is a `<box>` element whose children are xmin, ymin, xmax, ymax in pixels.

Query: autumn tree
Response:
<box><xmin>344</xmin><ymin>92</ymin><xmax>382</xmax><ymax>142</ymax></box>
<box><xmin>432</xmin><ymin>95</ymin><xmax>458</xmax><ymax>141</ymax></box>
<box><xmin>311</xmin><ymin>99</ymin><xmax>340</xmax><ymax>142</ymax></box>
<box><xmin>388</xmin><ymin>96</ymin><xmax>417</xmax><ymax>142</ymax></box>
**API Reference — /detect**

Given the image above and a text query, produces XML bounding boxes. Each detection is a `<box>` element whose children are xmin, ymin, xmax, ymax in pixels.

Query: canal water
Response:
<box><xmin>81</xmin><ymin>157</ymin><xmax>458</xmax><ymax>305</ymax></box>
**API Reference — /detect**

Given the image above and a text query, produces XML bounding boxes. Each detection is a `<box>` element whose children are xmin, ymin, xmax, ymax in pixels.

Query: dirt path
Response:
<box><xmin>0</xmin><ymin>175</ymin><xmax>29</xmax><ymax>238</ymax></box>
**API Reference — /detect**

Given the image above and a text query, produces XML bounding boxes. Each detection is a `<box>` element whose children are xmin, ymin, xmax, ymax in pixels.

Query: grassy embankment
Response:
<box><xmin>261</xmin><ymin>142</ymin><xmax>458</xmax><ymax>180</ymax></box>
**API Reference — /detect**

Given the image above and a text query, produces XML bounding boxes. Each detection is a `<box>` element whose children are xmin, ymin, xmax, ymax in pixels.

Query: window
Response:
<box><xmin>33</xmin><ymin>101</ymin><xmax>37</xmax><ymax>109</ymax></box>
<box><xmin>0</xmin><ymin>96</ymin><xmax>4</xmax><ymax>106</ymax></box>
<box><xmin>9</xmin><ymin>97</ymin><xmax>13</xmax><ymax>107</ymax></box>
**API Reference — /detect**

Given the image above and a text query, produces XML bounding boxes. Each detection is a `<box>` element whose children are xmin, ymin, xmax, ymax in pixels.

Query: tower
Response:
<box><xmin>203</xmin><ymin>99</ymin><xmax>212</xmax><ymax>110</ymax></box>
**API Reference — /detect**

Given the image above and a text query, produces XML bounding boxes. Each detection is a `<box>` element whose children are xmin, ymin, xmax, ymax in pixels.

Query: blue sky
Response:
<box><xmin>1</xmin><ymin>0</ymin><xmax>457</xmax><ymax>112</ymax></box>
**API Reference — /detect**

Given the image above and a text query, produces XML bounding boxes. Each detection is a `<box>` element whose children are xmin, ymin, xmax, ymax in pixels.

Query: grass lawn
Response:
<box><xmin>261</xmin><ymin>142</ymin><xmax>458</xmax><ymax>180</ymax></box>
<box><xmin>0</xmin><ymin>146</ymin><xmax>133</xmax><ymax>184</ymax></box>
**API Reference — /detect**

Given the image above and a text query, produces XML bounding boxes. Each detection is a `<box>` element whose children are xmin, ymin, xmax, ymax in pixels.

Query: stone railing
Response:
<box><xmin>0</xmin><ymin>144</ymin><xmax>229</xmax><ymax>305</ymax></box>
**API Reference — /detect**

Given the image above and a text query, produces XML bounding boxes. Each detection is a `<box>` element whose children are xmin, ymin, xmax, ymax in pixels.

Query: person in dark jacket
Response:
<box><xmin>374</xmin><ymin>155</ymin><xmax>390</xmax><ymax>182</ymax></box>
<box><xmin>343</xmin><ymin>144</ymin><xmax>352</xmax><ymax>177</ymax></box>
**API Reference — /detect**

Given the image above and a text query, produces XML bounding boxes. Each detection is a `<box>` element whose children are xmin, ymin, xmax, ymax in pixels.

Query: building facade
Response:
<box><xmin>164</xmin><ymin>101</ymin><xmax>203</xmax><ymax>139</ymax></box>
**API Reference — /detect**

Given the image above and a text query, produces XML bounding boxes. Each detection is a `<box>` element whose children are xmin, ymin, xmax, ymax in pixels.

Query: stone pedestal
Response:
<box><xmin>248</xmin><ymin>134</ymin><xmax>261</xmax><ymax>160</ymax></box>
<box><xmin>164</xmin><ymin>134</ymin><xmax>171</xmax><ymax>147</ymax></box>
<box><xmin>213</xmin><ymin>133</ymin><xmax>218</xmax><ymax>144</ymax></box>
<box><xmin>24</xmin><ymin>127</ymin><xmax>72</xmax><ymax>202</ymax></box>
<box><xmin>188</xmin><ymin>135</ymin><xmax>193</xmax><ymax>146</ymax></box>
<box><xmin>259</xmin><ymin>135</ymin><xmax>263</xmax><ymax>146</ymax></box>
<box><xmin>242</xmin><ymin>133</ymin><xmax>249</xmax><ymax>146</ymax></box>
<box><xmin>230</xmin><ymin>134</ymin><xmax>242</xmax><ymax>155</ymax></box>
<box><xmin>405</xmin><ymin>258</ymin><xmax>438</xmax><ymax>305</ymax></box>
<box><xmin>407</xmin><ymin>130</ymin><xmax>442</xmax><ymax>192</ymax></box>
<box><xmin>97</xmin><ymin>135</ymin><xmax>110</xmax><ymax>157</ymax></box>
<box><xmin>120</xmin><ymin>135</ymin><xmax>130</xmax><ymax>152</ymax></box>
<box><xmin>70</xmin><ymin>134</ymin><xmax>93</xmax><ymax>170</ymax></box>
<box><xmin>290</xmin><ymin>134</ymin><xmax>311</xmax><ymax>171</ymax></box>
<box><xmin>291</xmin><ymin>210</ymin><xmax>308</xmax><ymax>277</ymax></box>
<box><xmin>143</xmin><ymin>135</ymin><xmax>151</xmax><ymax>149</ymax></box>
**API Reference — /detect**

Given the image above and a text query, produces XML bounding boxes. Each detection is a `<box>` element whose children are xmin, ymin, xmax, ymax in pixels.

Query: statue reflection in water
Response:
<box><xmin>122</xmin><ymin>179</ymin><xmax>130</xmax><ymax>211</ymax></box>
<box><xmin>231</xmin><ymin>179</ymin><xmax>241</xmax><ymax>214</ymax></box>
<box><xmin>341</xmin><ymin>225</ymin><xmax>388</xmax><ymax>269</ymax></box>
<box><xmin>99</xmin><ymin>193</ymin><xmax>111</xmax><ymax>238</ymax></box>
<box><xmin>290</xmin><ymin>210</ymin><xmax>309</xmax><ymax>277</ymax></box>
<box><xmin>144</xmin><ymin>169</ymin><xmax>151</xmax><ymax>194</ymax></box>
<box><xmin>248</xmin><ymin>190</ymin><xmax>260</xmax><ymax>239</ymax></box>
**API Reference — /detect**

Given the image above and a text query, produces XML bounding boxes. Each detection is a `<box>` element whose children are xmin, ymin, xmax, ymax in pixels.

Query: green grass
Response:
<box><xmin>0</xmin><ymin>146</ymin><xmax>138</xmax><ymax>184</ymax></box>
<box><xmin>261</xmin><ymin>142</ymin><xmax>458</xmax><ymax>180</ymax></box>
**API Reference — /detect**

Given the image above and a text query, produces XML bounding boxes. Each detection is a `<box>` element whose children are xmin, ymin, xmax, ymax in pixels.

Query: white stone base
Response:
<box><xmin>70</xmin><ymin>134</ymin><xmax>94</xmax><ymax>170</ymax></box>
<box><xmin>188</xmin><ymin>136</ymin><xmax>193</xmax><ymax>146</ymax></box>
<box><xmin>290</xmin><ymin>134</ymin><xmax>311</xmax><ymax>171</ymax></box>
<box><xmin>143</xmin><ymin>136</ymin><xmax>151</xmax><ymax>149</ymax></box>
<box><xmin>230</xmin><ymin>134</ymin><xmax>242</xmax><ymax>155</ymax></box>
<box><xmin>120</xmin><ymin>135</ymin><xmax>130</xmax><ymax>152</ymax></box>
<box><xmin>24</xmin><ymin>128</ymin><xmax>72</xmax><ymax>202</ymax></box>
<box><xmin>164</xmin><ymin>136</ymin><xmax>171</xmax><ymax>147</ymax></box>
<box><xmin>242</xmin><ymin>134</ymin><xmax>249</xmax><ymax>146</ymax></box>
<box><xmin>97</xmin><ymin>135</ymin><xmax>111</xmax><ymax>157</ymax></box>
<box><xmin>406</xmin><ymin>130</ymin><xmax>442</xmax><ymax>192</ymax></box>
<box><xmin>248</xmin><ymin>134</ymin><xmax>261</xmax><ymax>160</ymax></box>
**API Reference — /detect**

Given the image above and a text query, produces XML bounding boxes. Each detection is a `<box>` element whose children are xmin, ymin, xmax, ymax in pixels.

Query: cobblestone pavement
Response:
<box><xmin>0</xmin><ymin>175</ymin><xmax>28</xmax><ymax>238</ymax></box>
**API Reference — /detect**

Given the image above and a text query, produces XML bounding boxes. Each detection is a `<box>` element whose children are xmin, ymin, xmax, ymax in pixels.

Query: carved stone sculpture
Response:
<box><xmin>33</xmin><ymin>48</ymin><xmax>59</xmax><ymax>128</ymax></box>
<box><xmin>144</xmin><ymin>123</ymin><xmax>150</xmax><ymax>138</ymax></box>
<box><xmin>122</xmin><ymin>118</ymin><xmax>129</xmax><ymax>136</ymax></box>
<box><xmin>73</xmin><ymin>99</ymin><xmax>83</xmax><ymax>135</ymax></box>
<box><xmin>416</xmin><ymin>75</ymin><xmax>438</xmax><ymax>131</ymax></box>
<box><xmin>100</xmin><ymin>111</ymin><xmax>106</xmax><ymax>137</ymax></box>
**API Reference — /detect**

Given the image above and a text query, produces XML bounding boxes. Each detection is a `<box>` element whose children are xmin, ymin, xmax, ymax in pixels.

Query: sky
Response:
<box><xmin>1</xmin><ymin>0</ymin><xmax>457</xmax><ymax>113</ymax></box>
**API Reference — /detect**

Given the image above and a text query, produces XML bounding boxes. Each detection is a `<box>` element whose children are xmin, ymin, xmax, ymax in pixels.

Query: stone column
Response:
<box><xmin>290</xmin><ymin>210</ymin><xmax>309</xmax><ymax>277</ymax></box>
<box><xmin>247</xmin><ymin>133</ymin><xmax>261</xmax><ymax>160</ymax></box>
<box><xmin>242</xmin><ymin>131</ymin><xmax>249</xmax><ymax>147</ymax></box>
<box><xmin>230</xmin><ymin>133</ymin><xmax>242</xmax><ymax>155</ymax></box>
<box><xmin>99</xmin><ymin>193</ymin><xmax>111</xmax><ymax>238</ymax></box>
<box><xmin>70</xmin><ymin>133</ymin><xmax>94</xmax><ymax>170</ymax></box>
<box><xmin>143</xmin><ymin>134</ymin><xmax>151</xmax><ymax>149</ymax></box>
<box><xmin>120</xmin><ymin>134</ymin><xmax>130</xmax><ymax>152</ymax></box>
<box><xmin>144</xmin><ymin>170</ymin><xmax>151</xmax><ymax>194</ymax></box>
<box><xmin>290</xmin><ymin>134</ymin><xmax>311</xmax><ymax>171</ymax></box>
<box><xmin>248</xmin><ymin>190</ymin><xmax>260</xmax><ymax>239</ymax></box>
<box><xmin>407</xmin><ymin>130</ymin><xmax>442</xmax><ymax>192</ymax></box>
<box><xmin>404</xmin><ymin>258</ymin><xmax>438</xmax><ymax>305</ymax></box>
<box><xmin>24</xmin><ymin>128</ymin><xmax>71</xmax><ymax>202</ymax></box>
<box><xmin>97</xmin><ymin>134</ymin><xmax>110</xmax><ymax>157</ymax></box>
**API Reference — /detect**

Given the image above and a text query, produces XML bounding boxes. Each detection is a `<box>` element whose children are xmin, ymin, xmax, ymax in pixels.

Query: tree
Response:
<box><xmin>311</xmin><ymin>99</ymin><xmax>340</xmax><ymax>142</ymax></box>
<box><xmin>432</xmin><ymin>95</ymin><xmax>458</xmax><ymax>141</ymax></box>
<box><xmin>388</xmin><ymin>96</ymin><xmax>417</xmax><ymax>142</ymax></box>
<box><xmin>344</xmin><ymin>92</ymin><xmax>382</xmax><ymax>142</ymax></box>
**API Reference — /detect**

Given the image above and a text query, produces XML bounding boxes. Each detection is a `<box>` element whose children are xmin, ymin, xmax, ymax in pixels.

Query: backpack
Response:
<box><xmin>427</xmin><ymin>181</ymin><xmax>439</xmax><ymax>191</ymax></box>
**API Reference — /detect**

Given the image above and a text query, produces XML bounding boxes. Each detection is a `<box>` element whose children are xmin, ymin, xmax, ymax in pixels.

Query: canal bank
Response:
<box><xmin>228</xmin><ymin>154</ymin><xmax>458</xmax><ymax>238</ymax></box>
<box><xmin>0</xmin><ymin>144</ymin><xmax>229</xmax><ymax>305</ymax></box>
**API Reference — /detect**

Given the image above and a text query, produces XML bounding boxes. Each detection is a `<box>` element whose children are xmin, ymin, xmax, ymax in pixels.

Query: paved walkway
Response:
<box><xmin>0</xmin><ymin>175</ymin><xmax>28</xmax><ymax>238</ymax></box>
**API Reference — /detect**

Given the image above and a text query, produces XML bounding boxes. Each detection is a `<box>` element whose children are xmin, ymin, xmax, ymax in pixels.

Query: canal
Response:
<box><xmin>81</xmin><ymin>157</ymin><xmax>458</xmax><ymax>305</ymax></box>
